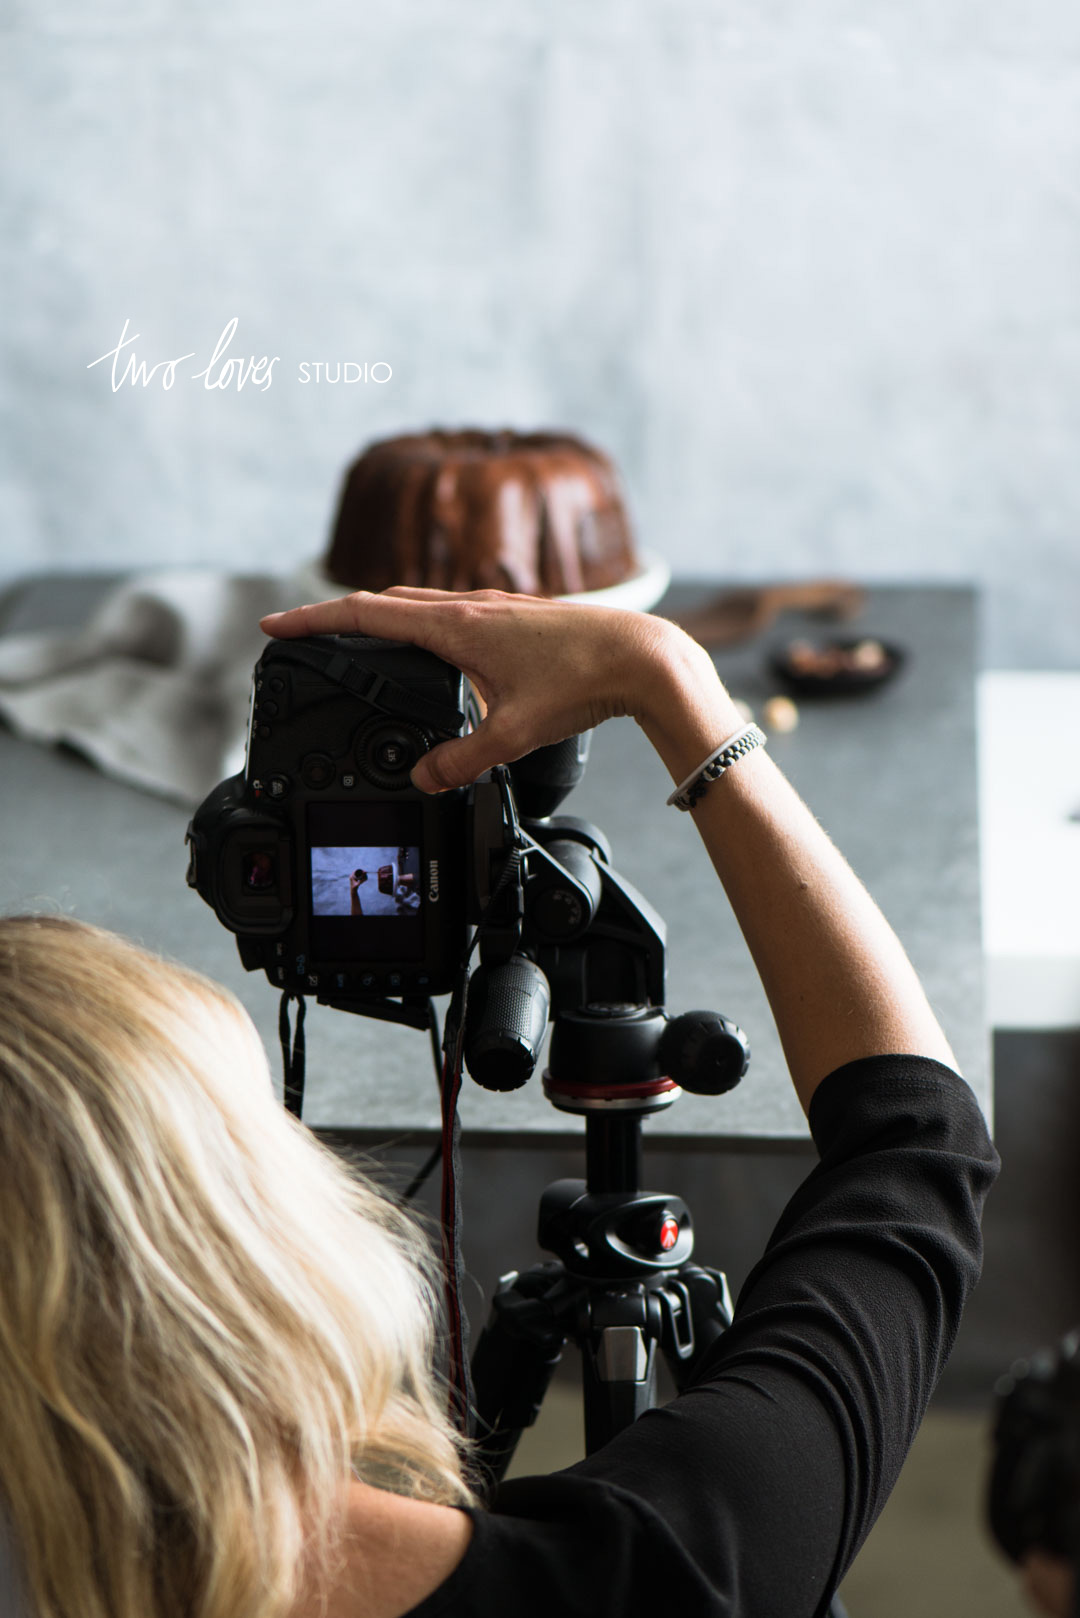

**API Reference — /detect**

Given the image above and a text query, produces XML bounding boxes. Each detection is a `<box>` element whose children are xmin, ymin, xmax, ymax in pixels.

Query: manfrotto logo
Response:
<box><xmin>428</xmin><ymin>860</ymin><xmax>440</xmax><ymax>903</ymax></box>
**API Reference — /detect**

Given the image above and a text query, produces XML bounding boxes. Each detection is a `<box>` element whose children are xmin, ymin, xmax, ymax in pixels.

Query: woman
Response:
<box><xmin>0</xmin><ymin>587</ymin><xmax>997</xmax><ymax>1618</ymax></box>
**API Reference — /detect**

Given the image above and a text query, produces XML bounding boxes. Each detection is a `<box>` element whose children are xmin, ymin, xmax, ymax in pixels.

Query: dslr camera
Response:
<box><xmin>186</xmin><ymin>634</ymin><xmax>473</xmax><ymax>1011</ymax></box>
<box><xmin>185</xmin><ymin>632</ymin><xmax>608</xmax><ymax>1050</ymax></box>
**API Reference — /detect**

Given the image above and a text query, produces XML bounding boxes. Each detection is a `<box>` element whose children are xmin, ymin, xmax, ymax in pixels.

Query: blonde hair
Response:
<box><xmin>0</xmin><ymin>915</ymin><xmax>471</xmax><ymax>1618</ymax></box>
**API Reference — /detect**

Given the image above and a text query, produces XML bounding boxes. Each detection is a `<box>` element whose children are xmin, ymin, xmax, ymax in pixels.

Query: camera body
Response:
<box><xmin>186</xmin><ymin>634</ymin><xmax>469</xmax><ymax>1002</ymax></box>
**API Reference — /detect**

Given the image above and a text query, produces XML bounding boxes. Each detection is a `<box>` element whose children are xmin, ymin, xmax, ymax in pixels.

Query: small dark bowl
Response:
<box><xmin>770</xmin><ymin>638</ymin><xmax>907</xmax><ymax>697</ymax></box>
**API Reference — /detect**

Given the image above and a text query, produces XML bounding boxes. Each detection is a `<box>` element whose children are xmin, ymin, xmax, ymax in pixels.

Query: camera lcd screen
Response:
<box><xmin>307</xmin><ymin>801</ymin><xmax>423</xmax><ymax>963</ymax></box>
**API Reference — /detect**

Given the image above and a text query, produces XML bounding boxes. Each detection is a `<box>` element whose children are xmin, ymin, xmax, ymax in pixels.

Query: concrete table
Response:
<box><xmin>0</xmin><ymin>578</ymin><xmax>988</xmax><ymax>1148</ymax></box>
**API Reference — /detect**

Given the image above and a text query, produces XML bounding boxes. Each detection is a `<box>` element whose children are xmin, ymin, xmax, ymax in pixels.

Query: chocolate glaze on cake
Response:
<box><xmin>324</xmin><ymin>429</ymin><xmax>641</xmax><ymax>596</ymax></box>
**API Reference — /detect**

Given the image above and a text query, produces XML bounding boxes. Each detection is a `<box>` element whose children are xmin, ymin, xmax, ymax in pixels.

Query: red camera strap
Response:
<box><xmin>440</xmin><ymin>976</ymin><xmax>475</xmax><ymax>1433</ymax></box>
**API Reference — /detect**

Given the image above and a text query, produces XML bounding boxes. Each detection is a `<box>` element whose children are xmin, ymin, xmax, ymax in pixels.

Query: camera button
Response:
<box><xmin>301</xmin><ymin>753</ymin><xmax>335</xmax><ymax>790</ymax></box>
<box><xmin>266</xmin><ymin>775</ymin><xmax>291</xmax><ymax>800</ymax></box>
<box><xmin>360</xmin><ymin>972</ymin><xmax>378</xmax><ymax>991</ymax></box>
<box><xmin>387</xmin><ymin>972</ymin><xmax>403</xmax><ymax>991</ymax></box>
<box><xmin>377</xmin><ymin>740</ymin><xmax>407</xmax><ymax>770</ymax></box>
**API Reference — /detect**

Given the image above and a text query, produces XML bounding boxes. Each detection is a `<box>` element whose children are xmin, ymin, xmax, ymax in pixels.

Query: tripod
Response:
<box><xmin>463</xmin><ymin>1001</ymin><xmax>851</xmax><ymax>1618</ymax></box>
<box><xmin>455</xmin><ymin>742</ymin><xmax>751</xmax><ymax>1481</ymax></box>
<box><xmin>457</xmin><ymin>759</ymin><xmax>851</xmax><ymax>1616</ymax></box>
<box><xmin>469</xmin><ymin>1001</ymin><xmax>738</xmax><ymax>1482</ymax></box>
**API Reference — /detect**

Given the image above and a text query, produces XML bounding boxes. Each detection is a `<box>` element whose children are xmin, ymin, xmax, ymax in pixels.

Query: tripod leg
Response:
<box><xmin>656</xmin><ymin>1265</ymin><xmax>734</xmax><ymax>1393</ymax></box>
<box><xmin>469</xmin><ymin>1267</ymin><xmax>568</xmax><ymax>1495</ymax></box>
<box><xmin>579</xmin><ymin>1286</ymin><xmax>666</xmax><ymax>1454</ymax></box>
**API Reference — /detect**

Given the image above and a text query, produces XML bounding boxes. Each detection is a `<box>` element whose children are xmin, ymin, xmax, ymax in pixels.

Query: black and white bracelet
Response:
<box><xmin>666</xmin><ymin>722</ymin><xmax>767</xmax><ymax>812</ymax></box>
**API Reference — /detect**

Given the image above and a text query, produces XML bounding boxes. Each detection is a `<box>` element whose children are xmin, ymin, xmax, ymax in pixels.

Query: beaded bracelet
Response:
<box><xmin>666</xmin><ymin>722</ymin><xmax>767</xmax><ymax>812</ymax></box>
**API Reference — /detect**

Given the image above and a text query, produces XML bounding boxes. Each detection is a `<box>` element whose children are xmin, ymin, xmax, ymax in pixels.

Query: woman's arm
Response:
<box><xmin>261</xmin><ymin>587</ymin><xmax>956</xmax><ymax>1113</ymax></box>
<box><xmin>635</xmin><ymin>641</ymin><xmax>957</xmax><ymax>1111</ymax></box>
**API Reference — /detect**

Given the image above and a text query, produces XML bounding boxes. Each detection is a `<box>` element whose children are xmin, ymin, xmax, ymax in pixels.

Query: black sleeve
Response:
<box><xmin>488</xmin><ymin>1054</ymin><xmax>999</xmax><ymax>1618</ymax></box>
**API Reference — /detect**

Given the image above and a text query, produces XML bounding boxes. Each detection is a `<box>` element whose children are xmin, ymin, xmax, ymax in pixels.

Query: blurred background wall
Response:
<box><xmin>2</xmin><ymin>0</ymin><xmax>1078</xmax><ymax>667</ymax></box>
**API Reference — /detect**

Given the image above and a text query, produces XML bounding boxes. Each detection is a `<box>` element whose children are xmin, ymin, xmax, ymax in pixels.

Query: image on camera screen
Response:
<box><xmin>310</xmin><ymin>845</ymin><xmax>422</xmax><ymax>918</ymax></box>
<box><xmin>306</xmin><ymin>801</ymin><xmax>425</xmax><ymax>964</ymax></box>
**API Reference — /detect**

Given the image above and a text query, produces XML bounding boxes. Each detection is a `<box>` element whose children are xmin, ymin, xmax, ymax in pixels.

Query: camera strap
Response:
<box><xmin>438</xmin><ymin>808</ymin><xmax>527</xmax><ymax>1434</ymax></box>
<box><xmin>270</xmin><ymin>642</ymin><xmax>466</xmax><ymax>735</ymax></box>
<box><xmin>440</xmin><ymin>969</ymin><xmax>475</xmax><ymax>1433</ymax></box>
<box><xmin>279</xmin><ymin>992</ymin><xmax>307</xmax><ymax>1118</ymax></box>
<box><xmin>441</xmin><ymin>1088</ymin><xmax>471</xmax><ymax>1430</ymax></box>
<box><xmin>275</xmin><ymin>978</ymin><xmax>474</xmax><ymax>1423</ymax></box>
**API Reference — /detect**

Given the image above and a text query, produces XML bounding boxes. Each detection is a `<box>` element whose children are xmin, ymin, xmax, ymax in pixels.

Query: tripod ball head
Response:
<box><xmin>657</xmin><ymin>1011</ymin><xmax>750</xmax><ymax>1097</ymax></box>
<box><xmin>542</xmin><ymin>1004</ymin><xmax>749</xmax><ymax>1116</ymax></box>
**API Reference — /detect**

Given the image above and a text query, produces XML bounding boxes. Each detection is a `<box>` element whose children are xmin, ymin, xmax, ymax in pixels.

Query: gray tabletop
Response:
<box><xmin>0</xmin><ymin>577</ymin><xmax>987</xmax><ymax>1146</ymax></box>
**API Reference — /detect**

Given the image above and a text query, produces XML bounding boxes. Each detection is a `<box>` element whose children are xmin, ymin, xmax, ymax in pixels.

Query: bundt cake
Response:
<box><xmin>323</xmin><ymin>429</ymin><xmax>641</xmax><ymax>597</ymax></box>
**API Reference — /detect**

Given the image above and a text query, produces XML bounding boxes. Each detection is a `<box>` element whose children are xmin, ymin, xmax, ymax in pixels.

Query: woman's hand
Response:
<box><xmin>260</xmin><ymin>586</ymin><xmax>722</xmax><ymax>795</ymax></box>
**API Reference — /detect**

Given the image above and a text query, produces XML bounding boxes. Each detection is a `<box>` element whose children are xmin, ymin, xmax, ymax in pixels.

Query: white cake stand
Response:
<box><xmin>283</xmin><ymin>551</ymin><xmax>672</xmax><ymax>618</ymax></box>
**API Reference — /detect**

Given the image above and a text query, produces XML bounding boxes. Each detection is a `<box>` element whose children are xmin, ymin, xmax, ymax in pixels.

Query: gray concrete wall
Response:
<box><xmin>3</xmin><ymin>0</ymin><xmax>1079</xmax><ymax>667</ymax></box>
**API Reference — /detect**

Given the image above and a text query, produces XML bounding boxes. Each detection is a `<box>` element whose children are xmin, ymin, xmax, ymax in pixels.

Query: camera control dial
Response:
<box><xmin>354</xmin><ymin>717</ymin><xmax>430</xmax><ymax>791</ymax></box>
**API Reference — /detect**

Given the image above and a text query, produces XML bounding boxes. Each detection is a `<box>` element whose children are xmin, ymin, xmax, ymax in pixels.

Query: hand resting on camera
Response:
<box><xmin>261</xmin><ymin>585</ymin><xmax>719</xmax><ymax>796</ymax></box>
